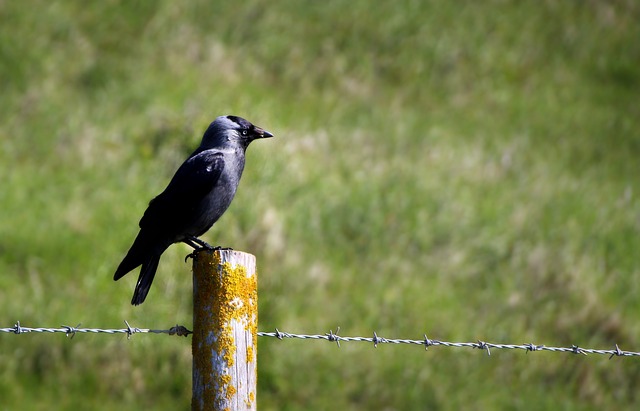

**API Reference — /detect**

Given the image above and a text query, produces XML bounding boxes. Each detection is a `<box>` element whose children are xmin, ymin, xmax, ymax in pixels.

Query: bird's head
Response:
<box><xmin>201</xmin><ymin>115</ymin><xmax>274</xmax><ymax>150</ymax></box>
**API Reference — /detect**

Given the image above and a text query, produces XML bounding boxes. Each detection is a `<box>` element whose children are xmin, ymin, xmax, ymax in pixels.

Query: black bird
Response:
<box><xmin>113</xmin><ymin>115</ymin><xmax>274</xmax><ymax>305</ymax></box>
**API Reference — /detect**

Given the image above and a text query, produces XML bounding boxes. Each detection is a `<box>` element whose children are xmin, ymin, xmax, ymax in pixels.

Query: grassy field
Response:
<box><xmin>1</xmin><ymin>1</ymin><xmax>640</xmax><ymax>409</ymax></box>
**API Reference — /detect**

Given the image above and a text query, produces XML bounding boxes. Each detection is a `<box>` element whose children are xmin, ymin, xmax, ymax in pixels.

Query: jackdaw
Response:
<box><xmin>113</xmin><ymin>115</ymin><xmax>273</xmax><ymax>305</ymax></box>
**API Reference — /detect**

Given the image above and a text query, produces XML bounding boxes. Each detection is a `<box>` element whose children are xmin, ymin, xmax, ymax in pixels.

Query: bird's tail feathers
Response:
<box><xmin>131</xmin><ymin>254</ymin><xmax>161</xmax><ymax>305</ymax></box>
<box><xmin>113</xmin><ymin>230</ymin><xmax>168</xmax><ymax>305</ymax></box>
<box><xmin>113</xmin><ymin>230</ymin><xmax>157</xmax><ymax>281</ymax></box>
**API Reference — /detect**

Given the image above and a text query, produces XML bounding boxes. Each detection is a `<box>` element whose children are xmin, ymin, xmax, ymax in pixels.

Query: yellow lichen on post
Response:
<box><xmin>192</xmin><ymin>249</ymin><xmax>257</xmax><ymax>411</ymax></box>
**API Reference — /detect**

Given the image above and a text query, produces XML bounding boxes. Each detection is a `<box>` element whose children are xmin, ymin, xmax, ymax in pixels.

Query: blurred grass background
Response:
<box><xmin>1</xmin><ymin>0</ymin><xmax>640</xmax><ymax>409</ymax></box>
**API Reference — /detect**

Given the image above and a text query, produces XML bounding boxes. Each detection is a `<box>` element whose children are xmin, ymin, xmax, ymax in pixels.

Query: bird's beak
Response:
<box><xmin>255</xmin><ymin>127</ymin><xmax>274</xmax><ymax>138</ymax></box>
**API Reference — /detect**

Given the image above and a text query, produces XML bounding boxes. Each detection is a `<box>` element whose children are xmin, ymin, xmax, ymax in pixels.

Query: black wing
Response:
<box><xmin>139</xmin><ymin>150</ymin><xmax>225</xmax><ymax>235</ymax></box>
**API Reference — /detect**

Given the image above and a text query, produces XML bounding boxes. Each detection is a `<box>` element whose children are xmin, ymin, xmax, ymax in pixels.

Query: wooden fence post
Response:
<box><xmin>192</xmin><ymin>249</ymin><xmax>257</xmax><ymax>411</ymax></box>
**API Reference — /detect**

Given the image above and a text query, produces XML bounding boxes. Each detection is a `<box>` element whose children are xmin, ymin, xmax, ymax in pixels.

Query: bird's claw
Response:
<box><xmin>213</xmin><ymin>246</ymin><xmax>234</xmax><ymax>251</ymax></box>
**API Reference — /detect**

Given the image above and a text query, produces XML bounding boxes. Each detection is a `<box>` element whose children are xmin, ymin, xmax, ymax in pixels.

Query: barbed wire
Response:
<box><xmin>0</xmin><ymin>321</ymin><xmax>192</xmax><ymax>339</ymax></box>
<box><xmin>260</xmin><ymin>327</ymin><xmax>640</xmax><ymax>358</ymax></box>
<box><xmin>2</xmin><ymin>321</ymin><xmax>638</xmax><ymax>359</ymax></box>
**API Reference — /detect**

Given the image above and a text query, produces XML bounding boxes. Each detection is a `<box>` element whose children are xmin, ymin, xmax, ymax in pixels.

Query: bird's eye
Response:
<box><xmin>241</xmin><ymin>130</ymin><xmax>248</xmax><ymax>136</ymax></box>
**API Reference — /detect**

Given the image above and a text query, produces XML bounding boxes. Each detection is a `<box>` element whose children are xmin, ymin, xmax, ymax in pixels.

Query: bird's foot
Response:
<box><xmin>184</xmin><ymin>236</ymin><xmax>215</xmax><ymax>250</ymax></box>
<box><xmin>184</xmin><ymin>238</ymin><xmax>234</xmax><ymax>262</ymax></box>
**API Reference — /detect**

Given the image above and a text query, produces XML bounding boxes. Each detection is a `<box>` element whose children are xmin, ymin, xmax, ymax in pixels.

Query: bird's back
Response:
<box><xmin>141</xmin><ymin>145</ymin><xmax>246</xmax><ymax>243</ymax></box>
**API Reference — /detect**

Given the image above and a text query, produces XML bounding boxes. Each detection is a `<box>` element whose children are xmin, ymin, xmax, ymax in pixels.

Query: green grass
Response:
<box><xmin>1</xmin><ymin>1</ymin><xmax>640</xmax><ymax>409</ymax></box>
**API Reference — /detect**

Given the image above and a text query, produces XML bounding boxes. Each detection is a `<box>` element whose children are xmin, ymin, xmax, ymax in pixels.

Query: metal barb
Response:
<box><xmin>169</xmin><ymin>325</ymin><xmax>192</xmax><ymax>337</ymax></box>
<box><xmin>275</xmin><ymin>328</ymin><xmax>284</xmax><ymax>340</ymax></box>
<box><xmin>13</xmin><ymin>321</ymin><xmax>23</xmax><ymax>335</ymax></box>
<box><xmin>571</xmin><ymin>345</ymin><xmax>587</xmax><ymax>356</ymax></box>
<box><xmin>610</xmin><ymin>344</ymin><xmax>624</xmax><ymax>360</ymax></box>
<box><xmin>372</xmin><ymin>332</ymin><xmax>380</xmax><ymax>348</ymax></box>
<box><xmin>423</xmin><ymin>334</ymin><xmax>432</xmax><ymax>351</ymax></box>
<box><xmin>525</xmin><ymin>343</ymin><xmax>543</xmax><ymax>354</ymax></box>
<box><xmin>62</xmin><ymin>323</ymin><xmax>81</xmax><ymax>339</ymax></box>
<box><xmin>476</xmin><ymin>340</ymin><xmax>491</xmax><ymax>356</ymax></box>
<box><xmin>326</xmin><ymin>327</ymin><xmax>341</xmax><ymax>348</ymax></box>
<box><xmin>123</xmin><ymin>320</ymin><xmax>138</xmax><ymax>340</ymax></box>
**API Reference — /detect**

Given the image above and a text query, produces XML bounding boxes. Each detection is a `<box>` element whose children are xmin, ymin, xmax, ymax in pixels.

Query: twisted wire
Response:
<box><xmin>3</xmin><ymin>321</ymin><xmax>638</xmax><ymax>358</ymax></box>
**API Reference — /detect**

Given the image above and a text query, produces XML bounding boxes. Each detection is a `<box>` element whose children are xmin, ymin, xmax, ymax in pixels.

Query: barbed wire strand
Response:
<box><xmin>1</xmin><ymin>321</ymin><xmax>192</xmax><ymax>340</ymax></box>
<box><xmin>2</xmin><ymin>321</ymin><xmax>638</xmax><ymax>359</ymax></box>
